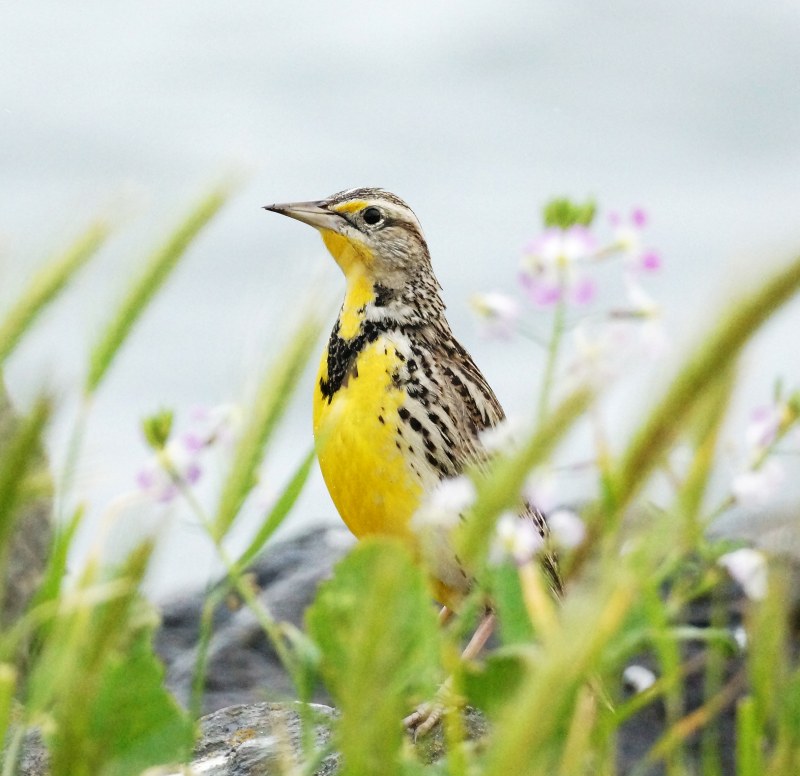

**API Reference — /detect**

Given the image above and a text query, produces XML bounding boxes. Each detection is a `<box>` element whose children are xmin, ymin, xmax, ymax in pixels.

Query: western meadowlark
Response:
<box><xmin>264</xmin><ymin>187</ymin><xmax>559</xmax><ymax>733</ymax></box>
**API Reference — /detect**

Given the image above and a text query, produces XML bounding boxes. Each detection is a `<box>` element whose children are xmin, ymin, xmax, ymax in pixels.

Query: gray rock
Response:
<box><xmin>17</xmin><ymin>731</ymin><xmax>48</xmax><ymax>776</ymax></box>
<box><xmin>17</xmin><ymin>703</ymin><xmax>340</xmax><ymax>776</ymax></box>
<box><xmin>146</xmin><ymin>702</ymin><xmax>340</xmax><ymax>776</ymax></box>
<box><xmin>0</xmin><ymin>381</ymin><xmax>52</xmax><ymax>629</ymax></box>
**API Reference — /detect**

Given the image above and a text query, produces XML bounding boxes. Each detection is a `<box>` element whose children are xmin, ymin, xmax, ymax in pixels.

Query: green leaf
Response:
<box><xmin>490</xmin><ymin>564</ymin><xmax>536</xmax><ymax>646</ymax></box>
<box><xmin>86</xmin><ymin>182</ymin><xmax>234</xmax><ymax>394</ymax></box>
<box><xmin>462</xmin><ymin>646</ymin><xmax>532</xmax><ymax>717</ymax></box>
<box><xmin>29</xmin><ymin>543</ymin><xmax>194</xmax><ymax>776</ymax></box>
<box><xmin>542</xmin><ymin>198</ymin><xmax>596</xmax><ymax>229</ymax></box>
<box><xmin>0</xmin><ymin>221</ymin><xmax>109</xmax><ymax>365</ymax></box>
<box><xmin>88</xmin><ymin>629</ymin><xmax>195</xmax><ymax>776</ymax></box>
<box><xmin>306</xmin><ymin>539</ymin><xmax>440</xmax><ymax>776</ymax></box>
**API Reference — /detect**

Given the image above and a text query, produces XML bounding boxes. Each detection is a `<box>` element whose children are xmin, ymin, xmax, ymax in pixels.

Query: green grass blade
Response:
<box><xmin>0</xmin><ymin>398</ymin><xmax>50</xmax><ymax>552</ymax></box>
<box><xmin>212</xmin><ymin>315</ymin><xmax>322</xmax><ymax>541</ymax></box>
<box><xmin>233</xmin><ymin>446</ymin><xmax>317</xmax><ymax>573</ymax></box>
<box><xmin>736</xmin><ymin>696</ymin><xmax>761</xmax><ymax>776</ymax></box>
<box><xmin>0</xmin><ymin>221</ymin><xmax>109</xmax><ymax>365</ymax></box>
<box><xmin>676</xmin><ymin>366</ymin><xmax>736</xmax><ymax>549</ymax></box>
<box><xmin>85</xmin><ymin>182</ymin><xmax>234</xmax><ymax>394</ymax></box>
<box><xmin>611</xmin><ymin>252</ymin><xmax>800</xmax><ymax>514</ymax></box>
<box><xmin>0</xmin><ymin>664</ymin><xmax>15</xmax><ymax>747</ymax></box>
<box><xmin>31</xmin><ymin>505</ymin><xmax>84</xmax><ymax>612</ymax></box>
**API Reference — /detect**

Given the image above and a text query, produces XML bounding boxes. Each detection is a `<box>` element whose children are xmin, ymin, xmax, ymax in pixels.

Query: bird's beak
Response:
<box><xmin>263</xmin><ymin>200</ymin><xmax>344</xmax><ymax>232</ymax></box>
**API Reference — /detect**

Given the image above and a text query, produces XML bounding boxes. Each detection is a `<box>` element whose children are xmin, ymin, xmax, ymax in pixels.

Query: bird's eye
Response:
<box><xmin>362</xmin><ymin>206</ymin><xmax>383</xmax><ymax>226</ymax></box>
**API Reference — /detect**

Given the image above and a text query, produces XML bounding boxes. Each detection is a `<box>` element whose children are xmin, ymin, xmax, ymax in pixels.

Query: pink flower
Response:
<box><xmin>520</xmin><ymin>226</ymin><xmax>598</xmax><ymax>307</ymax></box>
<box><xmin>631</xmin><ymin>208</ymin><xmax>648</xmax><ymax>228</ymax></box>
<box><xmin>639</xmin><ymin>250</ymin><xmax>662</xmax><ymax>272</ymax></box>
<box><xmin>609</xmin><ymin>208</ymin><xmax>662</xmax><ymax>274</ymax></box>
<box><xmin>136</xmin><ymin>463</ymin><xmax>178</xmax><ymax>503</ymax></box>
<box><xmin>571</xmin><ymin>276</ymin><xmax>597</xmax><ymax>305</ymax></box>
<box><xmin>745</xmin><ymin>404</ymin><xmax>783</xmax><ymax>453</ymax></box>
<box><xmin>524</xmin><ymin>226</ymin><xmax>597</xmax><ymax>264</ymax></box>
<box><xmin>135</xmin><ymin>403</ymin><xmax>241</xmax><ymax>504</ymax></box>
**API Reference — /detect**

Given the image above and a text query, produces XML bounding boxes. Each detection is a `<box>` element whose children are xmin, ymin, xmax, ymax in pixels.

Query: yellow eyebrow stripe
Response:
<box><xmin>332</xmin><ymin>200</ymin><xmax>368</xmax><ymax>214</ymax></box>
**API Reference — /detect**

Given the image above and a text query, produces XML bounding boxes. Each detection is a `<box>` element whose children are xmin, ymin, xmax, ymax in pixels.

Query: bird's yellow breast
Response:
<box><xmin>313</xmin><ymin>337</ymin><xmax>424</xmax><ymax>541</ymax></box>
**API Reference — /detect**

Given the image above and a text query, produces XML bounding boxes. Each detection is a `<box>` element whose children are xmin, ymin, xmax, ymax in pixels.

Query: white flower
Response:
<box><xmin>567</xmin><ymin>320</ymin><xmax>634</xmax><ymax>385</ymax></box>
<box><xmin>621</xmin><ymin>275</ymin><xmax>669</xmax><ymax>358</ymax></box>
<box><xmin>411</xmin><ymin>475</ymin><xmax>477</xmax><ymax>530</ymax></box>
<box><xmin>638</xmin><ymin>318</ymin><xmax>670</xmax><ymax>359</ymax></box>
<box><xmin>188</xmin><ymin>403</ymin><xmax>242</xmax><ymax>448</ymax></box>
<box><xmin>479</xmin><ymin>416</ymin><xmax>525</xmax><ymax>455</ymax></box>
<box><xmin>548</xmin><ymin>509</ymin><xmax>586</xmax><ymax>548</ymax></box>
<box><xmin>623</xmin><ymin>664</ymin><xmax>657</xmax><ymax>694</ymax></box>
<box><xmin>470</xmin><ymin>292</ymin><xmax>520</xmax><ymax>339</ymax></box>
<box><xmin>731</xmin><ymin>458</ymin><xmax>784</xmax><ymax>507</ymax></box>
<box><xmin>624</xmin><ymin>274</ymin><xmax>660</xmax><ymax>317</ymax></box>
<box><xmin>732</xmin><ymin>625</ymin><xmax>748</xmax><ymax>651</ymax></box>
<box><xmin>718</xmin><ymin>548</ymin><xmax>768</xmax><ymax>601</ymax></box>
<box><xmin>490</xmin><ymin>512</ymin><xmax>544</xmax><ymax>566</ymax></box>
<box><xmin>522</xmin><ymin>468</ymin><xmax>558</xmax><ymax>514</ymax></box>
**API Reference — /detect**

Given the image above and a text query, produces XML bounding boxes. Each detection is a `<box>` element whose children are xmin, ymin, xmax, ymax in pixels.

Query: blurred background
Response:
<box><xmin>1</xmin><ymin>1</ymin><xmax>798</xmax><ymax>597</ymax></box>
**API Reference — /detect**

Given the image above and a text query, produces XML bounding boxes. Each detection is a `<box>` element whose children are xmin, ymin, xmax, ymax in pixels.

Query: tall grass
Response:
<box><xmin>0</xmin><ymin>189</ymin><xmax>797</xmax><ymax>776</ymax></box>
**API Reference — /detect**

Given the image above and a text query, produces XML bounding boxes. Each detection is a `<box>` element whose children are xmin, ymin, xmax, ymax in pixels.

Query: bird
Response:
<box><xmin>264</xmin><ymin>187</ymin><xmax>560</xmax><ymax>733</ymax></box>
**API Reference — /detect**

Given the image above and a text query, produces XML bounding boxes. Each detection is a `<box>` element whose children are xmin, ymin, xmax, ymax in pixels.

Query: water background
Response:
<box><xmin>1</xmin><ymin>1</ymin><xmax>799</xmax><ymax>598</ymax></box>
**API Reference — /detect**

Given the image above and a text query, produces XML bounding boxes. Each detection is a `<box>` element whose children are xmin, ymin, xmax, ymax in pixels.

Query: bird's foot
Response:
<box><xmin>404</xmin><ymin>676</ymin><xmax>459</xmax><ymax>739</ymax></box>
<box><xmin>403</xmin><ymin>699</ymin><xmax>445</xmax><ymax>739</ymax></box>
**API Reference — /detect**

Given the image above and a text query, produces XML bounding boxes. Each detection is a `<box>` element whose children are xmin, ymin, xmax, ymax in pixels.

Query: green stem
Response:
<box><xmin>1</xmin><ymin>723</ymin><xmax>25</xmax><ymax>776</ymax></box>
<box><xmin>538</xmin><ymin>283</ymin><xmax>567</xmax><ymax>426</ymax></box>
<box><xmin>190</xmin><ymin>586</ymin><xmax>225</xmax><ymax>721</ymax></box>
<box><xmin>700</xmin><ymin>588</ymin><xmax>727</xmax><ymax>776</ymax></box>
<box><xmin>172</xmin><ymin>476</ymin><xmax>301</xmax><ymax>710</ymax></box>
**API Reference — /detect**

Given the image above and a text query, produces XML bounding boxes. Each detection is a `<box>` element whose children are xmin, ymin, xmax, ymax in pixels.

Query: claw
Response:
<box><xmin>403</xmin><ymin>701</ymin><xmax>444</xmax><ymax>739</ymax></box>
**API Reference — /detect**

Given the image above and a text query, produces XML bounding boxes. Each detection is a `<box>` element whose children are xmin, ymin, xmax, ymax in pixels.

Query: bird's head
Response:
<box><xmin>264</xmin><ymin>187</ymin><xmax>433</xmax><ymax>291</ymax></box>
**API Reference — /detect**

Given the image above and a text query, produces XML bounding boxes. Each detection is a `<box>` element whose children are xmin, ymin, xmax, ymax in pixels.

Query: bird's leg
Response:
<box><xmin>404</xmin><ymin>610</ymin><xmax>497</xmax><ymax>738</ymax></box>
<box><xmin>461</xmin><ymin>610</ymin><xmax>496</xmax><ymax>660</ymax></box>
<box><xmin>438</xmin><ymin>605</ymin><xmax>454</xmax><ymax>625</ymax></box>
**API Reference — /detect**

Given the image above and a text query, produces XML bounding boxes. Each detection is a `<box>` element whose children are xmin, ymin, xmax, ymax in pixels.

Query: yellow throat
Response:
<box><xmin>312</xmin><ymin>223</ymin><xmax>425</xmax><ymax>543</ymax></box>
